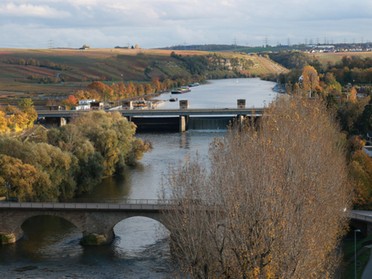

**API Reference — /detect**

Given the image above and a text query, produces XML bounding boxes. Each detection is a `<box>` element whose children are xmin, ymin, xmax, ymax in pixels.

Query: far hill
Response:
<box><xmin>0</xmin><ymin>48</ymin><xmax>287</xmax><ymax>105</ymax></box>
<box><xmin>307</xmin><ymin>51</ymin><xmax>372</xmax><ymax>66</ymax></box>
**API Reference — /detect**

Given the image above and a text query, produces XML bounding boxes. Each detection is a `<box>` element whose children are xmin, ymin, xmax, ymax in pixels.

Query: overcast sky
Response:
<box><xmin>0</xmin><ymin>0</ymin><xmax>371</xmax><ymax>49</ymax></box>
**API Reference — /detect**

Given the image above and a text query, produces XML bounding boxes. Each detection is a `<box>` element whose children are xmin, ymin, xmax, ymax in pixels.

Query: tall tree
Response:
<box><xmin>301</xmin><ymin>65</ymin><xmax>320</xmax><ymax>98</ymax></box>
<box><xmin>162</xmin><ymin>96</ymin><xmax>351</xmax><ymax>278</ymax></box>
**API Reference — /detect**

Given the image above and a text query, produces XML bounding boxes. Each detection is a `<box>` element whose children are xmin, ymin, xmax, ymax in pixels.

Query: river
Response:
<box><xmin>0</xmin><ymin>78</ymin><xmax>277</xmax><ymax>278</ymax></box>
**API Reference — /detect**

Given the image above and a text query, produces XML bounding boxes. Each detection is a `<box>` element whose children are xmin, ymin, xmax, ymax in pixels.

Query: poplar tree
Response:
<box><xmin>162</xmin><ymin>96</ymin><xmax>351</xmax><ymax>278</ymax></box>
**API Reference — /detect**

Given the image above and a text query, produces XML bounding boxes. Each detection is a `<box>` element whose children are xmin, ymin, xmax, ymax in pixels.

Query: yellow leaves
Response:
<box><xmin>0</xmin><ymin>105</ymin><xmax>36</xmax><ymax>134</ymax></box>
<box><xmin>302</xmin><ymin>66</ymin><xmax>319</xmax><ymax>87</ymax></box>
<box><xmin>348</xmin><ymin>86</ymin><xmax>358</xmax><ymax>103</ymax></box>
<box><xmin>252</xmin><ymin>266</ymin><xmax>261</xmax><ymax>278</ymax></box>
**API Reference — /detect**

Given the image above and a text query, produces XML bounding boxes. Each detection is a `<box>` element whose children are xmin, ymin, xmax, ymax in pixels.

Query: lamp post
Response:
<box><xmin>355</xmin><ymin>229</ymin><xmax>361</xmax><ymax>279</ymax></box>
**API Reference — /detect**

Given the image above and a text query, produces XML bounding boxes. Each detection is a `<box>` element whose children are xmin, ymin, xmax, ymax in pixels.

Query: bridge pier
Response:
<box><xmin>237</xmin><ymin>114</ymin><xmax>245</xmax><ymax>130</ymax></box>
<box><xmin>179</xmin><ymin>116</ymin><xmax>188</xmax><ymax>132</ymax></box>
<box><xmin>81</xmin><ymin>231</ymin><xmax>115</xmax><ymax>245</ymax></box>
<box><xmin>0</xmin><ymin>231</ymin><xmax>21</xmax><ymax>245</ymax></box>
<box><xmin>0</xmin><ymin>210</ymin><xmax>26</xmax><ymax>244</ymax></box>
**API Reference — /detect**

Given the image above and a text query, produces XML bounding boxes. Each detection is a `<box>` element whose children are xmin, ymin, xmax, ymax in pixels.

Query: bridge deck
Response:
<box><xmin>350</xmin><ymin>210</ymin><xmax>372</xmax><ymax>223</ymax></box>
<box><xmin>4</xmin><ymin>200</ymin><xmax>371</xmax><ymax>224</ymax></box>
<box><xmin>37</xmin><ymin>108</ymin><xmax>264</xmax><ymax>118</ymax></box>
<box><xmin>0</xmin><ymin>200</ymin><xmax>173</xmax><ymax>211</ymax></box>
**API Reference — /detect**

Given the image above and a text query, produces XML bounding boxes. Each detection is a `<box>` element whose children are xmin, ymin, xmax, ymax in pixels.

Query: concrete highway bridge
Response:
<box><xmin>349</xmin><ymin>210</ymin><xmax>372</xmax><ymax>235</ymax></box>
<box><xmin>37</xmin><ymin>107</ymin><xmax>264</xmax><ymax>132</ymax></box>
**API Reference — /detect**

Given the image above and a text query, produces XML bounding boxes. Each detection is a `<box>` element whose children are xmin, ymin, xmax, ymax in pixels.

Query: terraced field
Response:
<box><xmin>0</xmin><ymin>48</ymin><xmax>287</xmax><ymax>105</ymax></box>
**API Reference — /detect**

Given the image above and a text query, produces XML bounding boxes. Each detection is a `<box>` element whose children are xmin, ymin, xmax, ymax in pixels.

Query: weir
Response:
<box><xmin>187</xmin><ymin>116</ymin><xmax>234</xmax><ymax>130</ymax></box>
<box><xmin>130</xmin><ymin>115</ymin><xmax>250</xmax><ymax>132</ymax></box>
<box><xmin>37</xmin><ymin>99</ymin><xmax>264</xmax><ymax>132</ymax></box>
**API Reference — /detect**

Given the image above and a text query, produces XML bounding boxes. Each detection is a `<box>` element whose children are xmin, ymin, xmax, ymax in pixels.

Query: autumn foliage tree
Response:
<box><xmin>301</xmin><ymin>65</ymin><xmax>320</xmax><ymax>97</ymax></box>
<box><xmin>161</xmin><ymin>96</ymin><xmax>351</xmax><ymax>278</ymax></box>
<box><xmin>0</xmin><ymin>111</ymin><xmax>151</xmax><ymax>201</ymax></box>
<box><xmin>0</xmin><ymin>98</ymin><xmax>37</xmax><ymax>133</ymax></box>
<box><xmin>62</xmin><ymin>94</ymin><xmax>78</xmax><ymax>109</ymax></box>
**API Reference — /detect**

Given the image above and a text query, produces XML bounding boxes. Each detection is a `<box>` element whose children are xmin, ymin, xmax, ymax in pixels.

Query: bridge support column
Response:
<box><xmin>237</xmin><ymin>114</ymin><xmax>245</xmax><ymax>130</ymax></box>
<box><xmin>179</xmin><ymin>116</ymin><xmax>187</xmax><ymax>132</ymax></box>
<box><xmin>0</xmin><ymin>213</ymin><xmax>25</xmax><ymax>245</ymax></box>
<box><xmin>60</xmin><ymin>117</ymin><xmax>67</xmax><ymax>126</ymax></box>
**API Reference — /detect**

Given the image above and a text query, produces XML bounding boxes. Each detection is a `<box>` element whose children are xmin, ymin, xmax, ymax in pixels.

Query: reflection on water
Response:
<box><xmin>113</xmin><ymin>217</ymin><xmax>170</xmax><ymax>258</ymax></box>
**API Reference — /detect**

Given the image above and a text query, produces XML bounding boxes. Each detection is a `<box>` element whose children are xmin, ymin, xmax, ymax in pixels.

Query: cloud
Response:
<box><xmin>0</xmin><ymin>0</ymin><xmax>371</xmax><ymax>48</ymax></box>
<box><xmin>0</xmin><ymin>2</ymin><xmax>70</xmax><ymax>19</ymax></box>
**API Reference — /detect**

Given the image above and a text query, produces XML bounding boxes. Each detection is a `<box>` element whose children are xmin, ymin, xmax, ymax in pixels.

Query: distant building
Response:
<box><xmin>90</xmin><ymin>101</ymin><xmax>104</xmax><ymax>110</ymax></box>
<box><xmin>75</xmin><ymin>99</ymin><xmax>96</xmax><ymax>110</ymax></box>
<box><xmin>78</xmin><ymin>99</ymin><xmax>96</xmax><ymax>105</ymax></box>
<box><xmin>79</xmin><ymin>44</ymin><xmax>90</xmax><ymax>50</ymax></box>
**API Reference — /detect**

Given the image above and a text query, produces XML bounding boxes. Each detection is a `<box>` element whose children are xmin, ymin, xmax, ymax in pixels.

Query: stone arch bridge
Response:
<box><xmin>3</xmin><ymin>201</ymin><xmax>371</xmax><ymax>246</ymax></box>
<box><xmin>0</xmin><ymin>200</ymin><xmax>173</xmax><ymax>245</ymax></box>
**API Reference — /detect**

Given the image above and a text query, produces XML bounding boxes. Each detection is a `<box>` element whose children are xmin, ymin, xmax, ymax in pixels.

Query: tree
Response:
<box><xmin>18</xmin><ymin>98</ymin><xmax>37</xmax><ymax>128</ymax></box>
<box><xmin>70</xmin><ymin>111</ymin><xmax>148</xmax><ymax>176</ymax></box>
<box><xmin>47</xmin><ymin>125</ymin><xmax>104</xmax><ymax>194</ymax></box>
<box><xmin>31</xmin><ymin>143</ymin><xmax>77</xmax><ymax>200</ymax></box>
<box><xmin>323</xmin><ymin>72</ymin><xmax>342</xmax><ymax>96</ymax></box>
<box><xmin>349</xmin><ymin>150</ymin><xmax>372</xmax><ymax>208</ymax></box>
<box><xmin>0</xmin><ymin>136</ymin><xmax>76</xmax><ymax>201</ymax></box>
<box><xmin>301</xmin><ymin>65</ymin><xmax>320</xmax><ymax>98</ymax></box>
<box><xmin>63</xmin><ymin>95</ymin><xmax>78</xmax><ymax>109</ymax></box>
<box><xmin>161</xmin><ymin>96</ymin><xmax>351</xmax><ymax>278</ymax></box>
<box><xmin>0</xmin><ymin>154</ymin><xmax>54</xmax><ymax>202</ymax></box>
<box><xmin>2</xmin><ymin>104</ymin><xmax>36</xmax><ymax>132</ymax></box>
<box><xmin>0</xmin><ymin>111</ymin><xmax>8</xmax><ymax>133</ymax></box>
<box><xmin>349</xmin><ymin>87</ymin><xmax>358</xmax><ymax>103</ymax></box>
<box><xmin>356</xmin><ymin>97</ymin><xmax>372</xmax><ymax>135</ymax></box>
<box><xmin>337</xmin><ymin>96</ymin><xmax>370</xmax><ymax>134</ymax></box>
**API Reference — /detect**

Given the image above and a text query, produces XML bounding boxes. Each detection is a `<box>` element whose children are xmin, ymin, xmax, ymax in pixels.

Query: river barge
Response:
<box><xmin>171</xmin><ymin>86</ymin><xmax>191</xmax><ymax>94</ymax></box>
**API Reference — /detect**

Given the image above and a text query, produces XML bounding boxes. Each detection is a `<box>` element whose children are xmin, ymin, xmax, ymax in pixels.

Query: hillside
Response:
<box><xmin>0</xmin><ymin>48</ymin><xmax>287</xmax><ymax>105</ymax></box>
<box><xmin>307</xmin><ymin>51</ymin><xmax>372</xmax><ymax>66</ymax></box>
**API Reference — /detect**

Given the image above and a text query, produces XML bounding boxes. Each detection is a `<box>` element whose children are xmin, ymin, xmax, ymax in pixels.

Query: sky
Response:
<box><xmin>0</xmin><ymin>0</ymin><xmax>371</xmax><ymax>49</ymax></box>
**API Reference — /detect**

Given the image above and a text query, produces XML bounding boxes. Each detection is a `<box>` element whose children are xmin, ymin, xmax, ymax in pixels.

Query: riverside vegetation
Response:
<box><xmin>270</xmin><ymin>51</ymin><xmax>372</xmax><ymax>210</ymax></box>
<box><xmin>0</xmin><ymin>101</ymin><xmax>150</xmax><ymax>201</ymax></box>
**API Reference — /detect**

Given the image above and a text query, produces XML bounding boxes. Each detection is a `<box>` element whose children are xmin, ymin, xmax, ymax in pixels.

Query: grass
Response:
<box><xmin>309</xmin><ymin>52</ymin><xmax>372</xmax><ymax>66</ymax></box>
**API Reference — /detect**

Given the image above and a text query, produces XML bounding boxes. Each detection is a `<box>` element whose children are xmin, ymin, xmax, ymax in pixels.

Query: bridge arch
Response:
<box><xmin>112</xmin><ymin>216</ymin><xmax>170</xmax><ymax>251</ymax></box>
<box><xmin>0</xmin><ymin>210</ymin><xmax>88</xmax><ymax>245</ymax></box>
<box><xmin>19</xmin><ymin>212</ymin><xmax>83</xmax><ymax>232</ymax></box>
<box><xmin>21</xmin><ymin>215</ymin><xmax>82</xmax><ymax>248</ymax></box>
